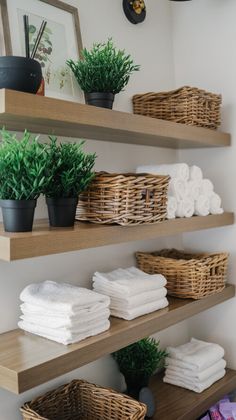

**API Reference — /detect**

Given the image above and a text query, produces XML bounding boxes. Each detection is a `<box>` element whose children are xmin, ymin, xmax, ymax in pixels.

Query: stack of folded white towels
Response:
<box><xmin>164</xmin><ymin>338</ymin><xmax>226</xmax><ymax>393</ymax></box>
<box><xmin>136</xmin><ymin>163</ymin><xmax>223</xmax><ymax>219</ymax></box>
<box><xmin>93</xmin><ymin>267</ymin><xmax>168</xmax><ymax>320</ymax></box>
<box><xmin>18</xmin><ymin>280</ymin><xmax>111</xmax><ymax>345</ymax></box>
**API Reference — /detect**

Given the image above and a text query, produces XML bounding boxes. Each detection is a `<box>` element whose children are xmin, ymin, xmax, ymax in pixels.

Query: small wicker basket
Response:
<box><xmin>21</xmin><ymin>379</ymin><xmax>147</xmax><ymax>420</ymax></box>
<box><xmin>136</xmin><ymin>249</ymin><xmax>228</xmax><ymax>300</ymax></box>
<box><xmin>76</xmin><ymin>172</ymin><xmax>170</xmax><ymax>226</ymax></box>
<box><xmin>133</xmin><ymin>86</ymin><xmax>222</xmax><ymax>130</ymax></box>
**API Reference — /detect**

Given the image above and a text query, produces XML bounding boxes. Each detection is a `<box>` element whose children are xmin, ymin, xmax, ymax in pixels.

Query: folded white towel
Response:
<box><xmin>200</xmin><ymin>179</ymin><xmax>214</xmax><ymax>196</ymax></box>
<box><xmin>176</xmin><ymin>198</ymin><xmax>194</xmax><ymax>218</ymax></box>
<box><xmin>189</xmin><ymin>166</ymin><xmax>203</xmax><ymax>182</ymax></box>
<box><xmin>167</xmin><ymin>338</ymin><xmax>225</xmax><ymax>371</ymax></box>
<box><xmin>136</xmin><ymin>163</ymin><xmax>189</xmax><ymax>181</ymax></box>
<box><xmin>166</xmin><ymin>358</ymin><xmax>226</xmax><ymax>382</ymax></box>
<box><xmin>168</xmin><ymin>179</ymin><xmax>188</xmax><ymax>201</ymax></box>
<box><xmin>167</xmin><ymin>196</ymin><xmax>177</xmax><ymax>219</ymax></box>
<box><xmin>194</xmin><ymin>194</ymin><xmax>210</xmax><ymax>217</ymax></box>
<box><xmin>210</xmin><ymin>192</ymin><xmax>224</xmax><ymax>215</ymax></box>
<box><xmin>187</xmin><ymin>180</ymin><xmax>201</xmax><ymax>201</ymax></box>
<box><xmin>110</xmin><ymin>297</ymin><xmax>169</xmax><ymax>320</ymax></box>
<box><xmin>164</xmin><ymin>369</ymin><xmax>226</xmax><ymax>393</ymax></box>
<box><xmin>20</xmin><ymin>281</ymin><xmax>110</xmax><ymax>315</ymax></box>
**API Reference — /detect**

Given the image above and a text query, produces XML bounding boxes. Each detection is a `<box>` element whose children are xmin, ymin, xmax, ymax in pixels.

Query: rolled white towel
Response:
<box><xmin>176</xmin><ymin>198</ymin><xmax>194</xmax><ymax>218</ymax></box>
<box><xmin>195</xmin><ymin>194</ymin><xmax>210</xmax><ymax>217</ymax></box>
<box><xmin>200</xmin><ymin>179</ymin><xmax>214</xmax><ymax>196</ymax></box>
<box><xmin>189</xmin><ymin>165</ymin><xmax>203</xmax><ymax>182</ymax></box>
<box><xmin>136</xmin><ymin>163</ymin><xmax>189</xmax><ymax>181</ymax></box>
<box><xmin>168</xmin><ymin>179</ymin><xmax>188</xmax><ymax>201</ymax></box>
<box><xmin>167</xmin><ymin>196</ymin><xmax>177</xmax><ymax>219</ymax></box>
<box><xmin>210</xmin><ymin>192</ymin><xmax>224</xmax><ymax>215</ymax></box>
<box><xmin>187</xmin><ymin>180</ymin><xmax>201</xmax><ymax>201</ymax></box>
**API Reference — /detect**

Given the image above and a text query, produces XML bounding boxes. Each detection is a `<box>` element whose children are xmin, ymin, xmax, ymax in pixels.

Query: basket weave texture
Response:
<box><xmin>21</xmin><ymin>379</ymin><xmax>147</xmax><ymax>420</ymax></box>
<box><xmin>76</xmin><ymin>172</ymin><xmax>170</xmax><ymax>226</ymax></box>
<box><xmin>136</xmin><ymin>249</ymin><xmax>228</xmax><ymax>300</ymax></box>
<box><xmin>132</xmin><ymin>86</ymin><xmax>222</xmax><ymax>130</ymax></box>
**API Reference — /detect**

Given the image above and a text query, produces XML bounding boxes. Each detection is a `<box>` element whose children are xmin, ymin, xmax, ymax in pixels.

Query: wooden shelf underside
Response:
<box><xmin>0</xmin><ymin>285</ymin><xmax>234</xmax><ymax>394</ymax></box>
<box><xmin>0</xmin><ymin>89</ymin><xmax>231</xmax><ymax>149</ymax></box>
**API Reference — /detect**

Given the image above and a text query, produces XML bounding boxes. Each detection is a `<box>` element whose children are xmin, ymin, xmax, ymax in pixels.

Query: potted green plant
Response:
<box><xmin>0</xmin><ymin>129</ymin><xmax>50</xmax><ymax>232</ymax></box>
<box><xmin>67</xmin><ymin>39</ymin><xmax>140</xmax><ymax>109</ymax></box>
<box><xmin>45</xmin><ymin>137</ymin><xmax>96</xmax><ymax>227</ymax></box>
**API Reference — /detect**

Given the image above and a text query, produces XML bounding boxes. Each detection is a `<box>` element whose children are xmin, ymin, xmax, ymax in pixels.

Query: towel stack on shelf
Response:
<box><xmin>164</xmin><ymin>338</ymin><xmax>226</xmax><ymax>393</ymax></box>
<box><xmin>93</xmin><ymin>267</ymin><xmax>168</xmax><ymax>320</ymax></box>
<box><xmin>18</xmin><ymin>281</ymin><xmax>111</xmax><ymax>345</ymax></box>
<box><xmin>136</xmin><ymin>163</ymin><xmax>223</xmax><ymax>219</ymax></box>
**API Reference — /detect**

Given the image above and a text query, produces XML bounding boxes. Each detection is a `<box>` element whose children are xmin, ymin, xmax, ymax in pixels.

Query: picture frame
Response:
<box><xmin>0</xmin><ymin>0</ymin><xmax>83</xmax><ymax>101</ymax></box>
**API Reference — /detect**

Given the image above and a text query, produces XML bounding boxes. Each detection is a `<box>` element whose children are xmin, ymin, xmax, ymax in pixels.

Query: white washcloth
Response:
<box><xmin>194</xmin><ymin>195</ymin><xmax>210</xmax><ymax>217</ymax></box>
<box><xmin>164</xmin><ymin>369</ymin><xmax>226</xmax><ymax>393</ymax></box>
<box><xmin>168</xmin><ymin>179</ymin><xmax>188</xmax><ymax>201</ymax></box>
<box><xmin>110</xmin><ymin>297</ymin><xmax>169</xmax><ymax>320</ymax></box>
<box><xmin>200</xmin><ymin>179</ymin><xmax>214</xmax><ymax>196</ymax></box>
<box><xmin>210</xmin><ymin>192</ymin><xmax>224</xmax><ymax>215</ymax></box>
<box><xmin>20</xmin><ymin>281</ymin><xmax>110</xmax><ymax>315</ymax></box>
<box><xmin>18</xmin><ymin>319</ymin><xmax>110</xmax><ymax>345</ymax></box>
<box><xmin>136</xmin><ymin>163</ymin><xmax>189</xmax><ymax>181</ymax></box>
<box><xmin>167</xmin><ymin>196</ymin><xmax>177</xmax><ymax>219</ymax></box>
<box><xmin>187</xmin><ymin>180</ymin><xmax>201</xmax><ymax>201</ymax></box>
<box><xmin>189</xmin><ymin>165</ymin><xmax>203</xmax><ymax>182</ymax></box>
<box><xmin>167</xmin><ymin>338</ymin><xmax>225</xmax><ymax>371</ymax></box>
<box><xmin>176</xmin><ymin>198</ymin><xmax>194</xmax><ymax>218</ymax></box>
<box><xmin>166</xmin><ymin>358</ymin><xmax>226</xmax><ymax>382</ymax></box>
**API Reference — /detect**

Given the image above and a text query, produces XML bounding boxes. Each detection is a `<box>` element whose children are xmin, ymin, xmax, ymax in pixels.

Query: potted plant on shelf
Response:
<box><xmin>45</xmin><ymin>137</ymin><xmax>96</xmax><ymax>227</ymax></box>
<box><xmin>67</xmin><ymin>38</ymin><xmax>140</xmax><ymax>109</ymax></box>
<box><xmin>0</xmin><ymin>129</ymin><xmax>50</xmax><ymax>232</ymax></box>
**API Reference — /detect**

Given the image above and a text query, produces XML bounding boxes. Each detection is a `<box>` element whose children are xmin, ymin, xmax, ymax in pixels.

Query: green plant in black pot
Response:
<box><xmin>45</xmin><ymin>137</ymin><xmax>96</xmax><ymax>227</ymax></box>
<box><xmin>0</xmin><ymin>129</ymin><xmax>50</xmax><ymax>232</ymax></box>
<box><xmin>67</xmin><ymin>38</ymin><xmax>140</xmax><ymax>109</ymax></box>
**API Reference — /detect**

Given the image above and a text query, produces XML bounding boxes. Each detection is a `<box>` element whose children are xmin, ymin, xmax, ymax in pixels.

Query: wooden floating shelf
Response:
<box><xmin>151</xmin><ymin>369</ymin><xmax>236</xmax><ymax>420</ymax></box>
<box><xmin>0</xmin><ymin>213</ymin><xmax>233</xmax><ymax>261</ymax></box>
<box><xmin>0</xmin><ymin>89</ymin><xmax>231</xmax><ymax>149</ymax></box>
<box><xmin>0</xmin><ymin>285</ymin><xmax>234</xmax><ymax>394</ymax></box>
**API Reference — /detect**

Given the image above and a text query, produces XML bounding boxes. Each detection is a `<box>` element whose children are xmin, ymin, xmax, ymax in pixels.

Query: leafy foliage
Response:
<box><xmin>45</xmin><ymin>137</ymin><xmax>96</xmax><ymax>198</ymax></box>
<box><xmin>67</xmin><ymin>39</ymin><xmax>140</xmax><ymax>94</ymax></box>
<box><xmin>0</xmin><ymin>129</ymin><xmax>50</xmax><ymax>200</ymax></box>
<box><xmin>113</xmin><ymin>338</ymin><xmax>168</xmax><ymax>380</ymax></box>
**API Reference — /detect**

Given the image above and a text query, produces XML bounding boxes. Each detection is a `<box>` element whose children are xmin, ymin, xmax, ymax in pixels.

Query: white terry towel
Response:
<box><xmin>136</xmin><ymin>163</ymin><xmax>189</xmax><ymax>181</ymax></box>
<box><xmin>189</xmin><ymin>165</ymin><xmax>203</xmax><ymax>182</ymax></box>
<box><xmin>20</xmin><ymin>281</ymin><xmax>110</xmax><ymax>315</ymax></box>
<box><xmin>167</xmin><ymin>196</ymin><xmax>177</xmax><ymax>219</ymax></box>
<box><xmin>110</xmin><ymin>297</ymin><xmax>169</xmax><ymax>321</ymax></box>
<box><xmin>163</xmin><ymin>369</ymin><xmax>226</xmax><ymax>393</ymax></box>
<box><xmin>176</xmin><ymin>198</ymin><xmax>194</xmax><ymax>218</ymax></box>
<box><xmin>210</xmin><ymin>192</ymin><xmax>224</xmax><ymax>215</ymax></box>
<box><xmin>20</xmin><ymin>302</ymin><xmax>109</xmax><ymax>320</ymax></box>
<box><xmin>167</xmin><ymin>338</ymin><xmax>225</xmax><ymax>371</ymax></box>
<box><xmin>200</xmin><ymin>179</ymin><xmax>214</xmax><ymax>196</ymax></box>
<box><xmin>165</xmin><ymin>358</ymin><xmax>226</xmax><ymax>382</ymax></box>
<box><xmin>187</xmin><ymin>180</ymin><xmax>201</xmax><ymax>201</ymax></box>
<box><xmin>194</xmin><ymin>195</ymin><xmax>210</xmax><ymax>217</ymax></box>
<box><xmin>168</xmin><ymin>179</ymin><xmax>188</xmax><ymax>201</ymax></box>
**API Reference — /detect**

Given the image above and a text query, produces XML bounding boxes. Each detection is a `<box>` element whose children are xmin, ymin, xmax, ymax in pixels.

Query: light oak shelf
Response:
<box><xmin>151</xmin><ymin>369</ymin><xmax>236</xmax><ymax>420</ymax></box>
<box><xmin>0</xmin><ymin>213</ymin><xmax>233</xmax><ymax>261</ymax></box>
<box><xmin>0</xmin><ymin>89</ymin><xmax>231</xmax><ymax>149</ymax></box>
<box><xmin>0</xmin><ymin>285</ymin><xmax>234</xmax><ymax>394</ymax></box>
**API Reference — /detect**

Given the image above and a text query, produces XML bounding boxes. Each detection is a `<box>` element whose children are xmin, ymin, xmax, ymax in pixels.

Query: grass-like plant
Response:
<box><xmin>45</xmin><ymin>137</ymin><xmax>96</xmax><ymax>198</ymax></box>
<box><xmin>67</xmin><ymin>39</ymin><xmax>140</xmax><ymax>94</ymax></box>
<box><xmin>0</xmin><ymin>129</ymin><xmax>50</xmax><ymax>200</ymax></box>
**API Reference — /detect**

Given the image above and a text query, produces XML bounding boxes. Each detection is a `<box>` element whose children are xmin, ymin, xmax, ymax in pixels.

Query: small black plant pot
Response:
<box><xmin>85</xmin><ymin>92</ymin><xmax>115</xmax><ymax>109</ymax></box>
<box><xmin>46</xmin><ymin>197</ymin><xmax>78</xmax><ymax>227</ymax></box>
<box><xmin>0</xmin><ymin>56</ymin><xmax>42</xmax><ymax>94</ymax></box>
<box><xmin>125</xmin><ymin>375</ymin><xmax>155</xmax><ymax>419</ymax></box>
<box><xmin>0</xmin><ymin>199</ymin><xmax>37</xmax><ymax>232</ymax></box>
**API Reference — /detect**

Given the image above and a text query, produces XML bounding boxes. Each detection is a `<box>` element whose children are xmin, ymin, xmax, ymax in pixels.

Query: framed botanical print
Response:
<box><xmin>0</xmin><ymin>0</ymin><xmax>83</xmax><ymax>101</ymax></box>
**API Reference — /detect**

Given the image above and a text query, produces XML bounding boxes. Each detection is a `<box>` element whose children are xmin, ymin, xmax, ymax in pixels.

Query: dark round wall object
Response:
<box><xmin>0</xmin><ymin>56</ymin><xmax>42</xmax><ymax>94</ymax></box>
<box><xmin>123</xmin><ymin>0</ymin><xmax>146</xmax><ymax>24</ymax></box>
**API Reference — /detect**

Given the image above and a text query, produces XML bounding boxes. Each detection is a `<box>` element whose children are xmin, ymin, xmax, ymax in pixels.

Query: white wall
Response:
<box><xmin>171</xmin><ymin>0</ymin><xmax>236</xmax><ymax>366</ymax></box>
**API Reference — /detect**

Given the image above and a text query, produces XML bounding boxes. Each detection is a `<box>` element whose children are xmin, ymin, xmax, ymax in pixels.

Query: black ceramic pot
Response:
<box><xmin>0</xmin><ymin>199</ymin><xmax>37</xmax><ymax>232</ymax></box>
<box><xmin>125</xmin><ymin>375</ymin><xmax>155</xmax><ymax>418</ymax></box>
<box><xmin>85</xmin><ymin>92</ymin><xmax>115</xmax><ymax>109</ymax></box>
<box><xmin>46</xmin><ymin>197</ymin><xmax>78</xmax><ymax>227</ymax></box>
<box><xmin>0</xmin><ymin>56</ymin><xmax>42</xmax><ymax>94</ymax></box>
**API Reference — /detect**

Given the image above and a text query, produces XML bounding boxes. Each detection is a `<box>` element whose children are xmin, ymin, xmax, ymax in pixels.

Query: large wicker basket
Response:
<box><xmin>136</xmin><ymin>249</ymin><xmax>228</xmax><ymax>299</ymax></box>
<box><xmin>133</xmin><ymin>86</ymin><xmax>222</xmax><ymax>130</ymax></box>
<box><xmin>21</xmin><ymin>379</ymin><xmax>147</xmax><ymax>420</ymax></box>
<box><xmin>76</xmin><ymin>172</ymin><xmax>170</xmax><ymax>226</ymax></box>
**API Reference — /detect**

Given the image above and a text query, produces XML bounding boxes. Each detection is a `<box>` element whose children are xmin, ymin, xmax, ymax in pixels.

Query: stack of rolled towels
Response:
<box><xmin>164</xmin><ymin>338</ymin><xmax>226</xmax><ymax>393</ymax></box>
<box><xmin>93</xmin><ymin>267</ymin><xmax>168</xmax><ymax>320</ymax></box>
<box><xmin>18</xmin><ymin>281</ymin><xmax>111</xmax><ymax>345</ymax></box>
<box><xmin>136</xmin><ymin>163</ymin><xmax>223</xmax><ymax>219</ymax></box>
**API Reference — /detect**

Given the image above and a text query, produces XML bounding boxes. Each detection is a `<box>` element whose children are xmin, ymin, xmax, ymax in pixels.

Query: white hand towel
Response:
<box><xmin>176</xmin><ymin>198</ymin><xmax>194</xmax><ymax>218</ymax></box>
<box><xmin>210</xmin><ymin>192</ymin><xmax>224</xmax><ymax>215</ymax></box>
<box><xmin>136</xmin><ymin>163</ymin><xmax>189</xmax><ymax>181</ymax></box>
<box><xmin>163</xmin><ymin>369</ymin><xmax>226</xmax><ymax>393</ymax></box>
<box><xmin>20</xmin><ymin>281</ymin><xmax>110</xmax><ymax>314</ymax></box>
<box><xmin>194</xmin><ymin>194</ymin><xmax>210</xmax><ymax>217</ymax></box>
<box><xmin>167</xmin><ymin>338</ymin><xmax>225</xmax><ymax>371</ymax></box>
<box><xmin>20</xmin><ymin>301</ymin><xmax>108</xmax><ymax>318</ymax></box>
<box><xmin>187</xmin><ymin>180</ymin><xmax>201</xmax><ymax>201</ymax></box>
<box><xmin>18</xmin><ymin>319</ymin><xmax>110</xmax><ymax>345</ymax></box>
<box><xmin>167</xmin><ymin>196</ymin><xmax>177</xmax><ymax>219</ymax></box>
<box><xmin>168</xmin><ymin>179</ymin><xmax>188</xmax><ymax>201</ymax></box>
<box><xmin>110</xmin><ymin>297</ymin><xmax>169</xmax><ymax>320</ymax></box>
<box><xmin>165</xmin><ymin>358</ymin><xmax>226</xmax><ymax>382</ymax></box>
<box><xmin>189</xmin><ymin>166</ymin><xmax>203</xmax><ymax>182</ymax></box>
<box><xmin>200</xmin><ymin>179</ymin><xmax>214</xmax><ymax>196</ymax></box>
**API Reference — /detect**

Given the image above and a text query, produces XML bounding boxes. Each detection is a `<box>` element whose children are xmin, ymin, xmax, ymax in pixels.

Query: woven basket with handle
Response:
<box><xmin>133</xmin><ymin>86</ymin><xmax>222</xmax><ymax>130</ymax></box>
<box><xmin>21</xmin><ymin>379</ymin><xmax>147</xmax><ymax>420</ymax></box>
<box><xmin>136</xmin><ymin>249</ymin><xmax>228</xmax><ymax>299</ymax></box>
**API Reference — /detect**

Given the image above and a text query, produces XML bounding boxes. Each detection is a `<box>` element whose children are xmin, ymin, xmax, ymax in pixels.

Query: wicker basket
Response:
<box><xmin>21</xmin><ymin>379</ymin><xmax>147</xmax><ymax>420</ymax></box>
<box><xmin>136</xmin><ymin>249</ymin><xmax>228</xmax><ymax>299</ymax></box>
<box><xmin>133</xmin><ymin>86</ymin><xmax>222</xmax><ymax>130</ymax></box>
<box><xmin>76</xmin><ymin>172</ymin><xmax>170</xmax><ymax>226</ymax></box>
